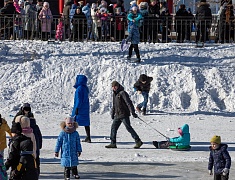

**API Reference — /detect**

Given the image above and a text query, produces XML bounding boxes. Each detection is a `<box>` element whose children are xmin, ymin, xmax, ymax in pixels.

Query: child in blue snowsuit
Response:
<box><xmin>208</xmin><ymin>135</ymin><xmax>231</xmax><ymax>180</ymax></box>
<box><xmin>153</xmin><ymin>124</ymin><xmax>190</xmax><ymax>149</ymax></box>
<box><xmin>126</xmin><ymin>6</ymin><xmax>142</xmax><ymax>62</ymax></box>
<box><xmin>55</xmin><ymin>117</ymin><xmax>82</xmax><ymax>179</ymax></box>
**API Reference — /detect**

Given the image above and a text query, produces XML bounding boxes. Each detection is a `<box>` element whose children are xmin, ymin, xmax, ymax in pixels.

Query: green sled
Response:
<box><xmin>169</xmin><ymin>145</ymin><xmax>191</xmax><ymax>151</ymax></box>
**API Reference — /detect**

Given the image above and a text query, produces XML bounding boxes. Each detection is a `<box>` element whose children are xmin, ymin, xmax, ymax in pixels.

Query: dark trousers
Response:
<box><xmin>214</xmin><ymin>173</ymin><xmax>229</xmax><ymax>180</ymax></box>
<box><xmin>64</xmin><ymin>166</ymin><xmax>78</xmax><ymax>178</ymax></box>
<box><xmin>110</xmin><ymin>117</ymin><xmax>140</xmax><ymax>144</ymax></box>
<box><xmin>128</xmin><ymin>44</ymin><xmax>140</xmax><ymax>58</ymax></box>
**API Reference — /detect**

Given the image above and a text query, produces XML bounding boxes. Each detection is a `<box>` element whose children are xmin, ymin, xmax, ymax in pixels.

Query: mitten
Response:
<box><xmin>222</xmin><ymin>168</ymin><xmax>229</xmax><ymax>176</ymax></box>
<box><xmin>55</xmin><ymin>152</ymin><xmax>59</xmax><ymax>157</ymax></box>
<box><xmin>208</xmin><ymin>170</ymin><xmax>213</xmax><ymax>175</ymax></box>
<box><xmin>132</xmin><ymin>113</ymin><xmax>138</xmax><ymax>118</ymax></box>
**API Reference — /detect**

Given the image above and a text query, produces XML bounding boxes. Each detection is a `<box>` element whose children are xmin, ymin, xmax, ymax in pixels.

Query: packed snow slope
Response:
<box><xmin>0</xmin><ymin>41</ymin><xmax>234</xmax><ymax>114</ymax></box>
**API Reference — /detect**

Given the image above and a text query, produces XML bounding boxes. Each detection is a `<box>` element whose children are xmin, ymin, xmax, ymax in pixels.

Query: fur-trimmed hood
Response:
<box><xmin>60</xmin><ymin>121</ymin><xmax>78</xmax><ymax>129</ymax></box>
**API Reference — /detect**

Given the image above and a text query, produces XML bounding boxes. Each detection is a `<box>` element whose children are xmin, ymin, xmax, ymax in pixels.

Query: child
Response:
<box><xmin>126</xmin><ymin>6</ymin><xmax>142</xmax><ymax>62</ymax></box>
<box><xmin>152</xmin><ymin>124</ymin><xmax>190</xmax><ymax>149</ymax></box>
<box><xmin>55</xmin><ymin>117</ymin><xmax>82</xmax><ymax>180</ymax></box>
<box><xmin>113</xmin><ymin>7</ymin><xmax>126</xmax><ymax>41</ymax></box>
<box><xmin>0</xmin><ymin>154</ymin><xmax>7</xmax><ymax>180</ymax></box>
<box><xmin>11</xmin><ymin>136</ymin><xmax>38</xmax><ymax>180</ymax></box>
<box><xmin>55</xmin><ymin>18</ymin><xmax>64</xmax><ymax>41</ymax></box>
<box><xmin>15</xmin><ymin>115</ymin><xmax>37</xmax><ymax>158</ymax></box>
<box><xmin>208</xmin><ymin>135</ymin><xmax>231</xmax><ymax>180</ymax></box>
<box><xmin>91</xmin><ymin>3</ymin><xmax>99</xmax><ymax>41</ymax></box>
<box><xmin>134</xmin><ymin>74</ymin><xmax>153</xmax><ymax>115</ymax></box>
<box><xmin>5</xmin><ymin>122</ymin><xmax>30</xmax><ymax>179</ymax></box>
<box><xmin>97</xmin><ymin>7</ymin><xmax>110</xmax><ymax>39</ymax></box>
<box><xmin>0</xmin><ymin>114</ymin><xmax>12</xmax><ymax>158</ymax></box>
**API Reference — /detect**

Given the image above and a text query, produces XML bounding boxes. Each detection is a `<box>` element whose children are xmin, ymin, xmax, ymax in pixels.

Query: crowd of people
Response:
<box><xmin>0</xmin><ymin>0</ymin><xmax>234</xmax><ymax>43</ymax></box>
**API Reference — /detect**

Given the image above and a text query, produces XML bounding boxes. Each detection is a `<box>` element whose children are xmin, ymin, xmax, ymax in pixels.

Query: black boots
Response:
<box><xmin>82</xmin><ymin>126</ymin><xmax>91</xmax><ymax>143</ymax></box>
<box><xmin>142</xmin><ymin>108</ymin><xmax>146</xmax><ymax>115</ymax></box>
<box><xmin>64</xmin><ymin>167</ymin><xmax>70</xmax><ymax>180</ymax></box>
<box><xmin>64</xmin><ymin>167</ymin><xmax>80</xmax><ymax>180</ymax></box>
<box><xmin>72</xmin><ymin>167</ymin><xmax>80</xmax><ymax>179</ymax></box>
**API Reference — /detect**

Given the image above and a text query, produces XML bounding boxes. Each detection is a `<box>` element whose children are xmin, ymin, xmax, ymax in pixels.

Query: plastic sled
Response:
<box><xmin>169</xmin><ymin>145</ymin><xmax>191</xmax><ymax>151</ymax></box>
<box><xmin>120</xmin><ymin>39</ymin><xmax>130</xmax><ymax>52</ymax></box>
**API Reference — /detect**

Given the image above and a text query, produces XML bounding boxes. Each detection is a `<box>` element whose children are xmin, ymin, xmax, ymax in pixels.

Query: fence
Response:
<box><xmin>0</xmin><ymin>14</ymin><xmax>234</xmax><ymax>43</ymax></box>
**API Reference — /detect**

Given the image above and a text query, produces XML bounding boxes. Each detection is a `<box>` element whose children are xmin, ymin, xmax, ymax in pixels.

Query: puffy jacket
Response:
<box><xmin>208</xmin><ymin>144</ymin><xmax>231</xmax><ymax>175</ymax></box>
<box><xmin>112</xmin><ymin>85</ymin><xmax>136</xmax><ymax>119</ymax></box>
<box><xmin>71</xmin><ymin>75</ymin><xmax>90</xmax><ymax>126</ymax></box>
<box><xmin>134</xmin><ymin>75</ymin><xmax>153</xmax><ymax>93</ymax></box>
<box><xmin>0</xmin><ymin>118</ymin><xmax>12</xmax><ymax>150</ymax></box>
<box><xmin>169</xmin><ymin>124</ymin><xmax>190</xmax><ymax>146</ymax></box>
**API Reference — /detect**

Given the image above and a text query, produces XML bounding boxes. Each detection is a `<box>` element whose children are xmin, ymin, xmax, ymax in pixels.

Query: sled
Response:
<box><xmin>169</xmin><ymin>145</ymin><xmax>191</xmax><ymax>151</ymax></box>
<box><xmin>120</xmin><ymin>39</ymin><xmax>130</xmax><ymax>52</ymax></box>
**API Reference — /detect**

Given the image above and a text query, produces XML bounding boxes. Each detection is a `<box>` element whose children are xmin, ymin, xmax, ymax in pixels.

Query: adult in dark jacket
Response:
<box><xmin>5</xmin><ymin>122</ymin><xmax>29</xmax><ymax>179</ymax></box>
<box><xmin>105</xmin><ymin>81</ymin><xmax>143</xmax><ymax>149</ymax></box>
<box><xmin>0</xmin><ymin>0</ymin><xmax>16</xmax><ymax>39</ymax></box>
<box><xmin>175</xmin><ymin>4</ymin><xmax>189</xmax><ymax>43</ymax></box>
<box><xmin>195</xmin><ymin>0</ymin><xmax>212</xmax><ymax>43</ymax></box>
<box><xmin>12</xmin><ymin>137</ymin><xmax>38</xmax><ymax>180</ymax></box>
<box><xmin>63</xmin><ymin>0</ymin><xmax>73</xmax><ymax>39</ymax></box>
<box><xmin>148</xmin><ymin>0</ymin><xmax>160</xmax><ymax>43</ymax></box>
<box><xmin>208</xmin><ymin>135</ymin><xmax>231</xmax><ymax>180</ymax></box>
<box><xmin>134</xmin><ymin>74</ymin><xmax>153</xmax><ymax>115</ymax></box>
<box><xmin>71</xmin><ymin>75</ymin><xmax>91</xmax><ymax>143</ymax></box>
<box><xmin>13</xmin><ymin>103</ymin><xmax>34</xmax><ymax>122</ymax></box>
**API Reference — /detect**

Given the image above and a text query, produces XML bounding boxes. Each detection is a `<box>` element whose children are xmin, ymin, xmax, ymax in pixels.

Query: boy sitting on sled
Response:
<box><xmin>153</xmin><ymin>124</ymin><xmax>190</xmax><ymax>150</ymax></box>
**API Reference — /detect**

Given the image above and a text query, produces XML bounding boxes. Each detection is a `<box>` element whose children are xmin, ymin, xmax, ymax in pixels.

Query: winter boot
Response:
<box><xmin>71</xmin><ymin>167</ymin><xmax>80</xmax><ymax>179</ymax></box>
<box><xmin>105</xmin><ymin>144</ymin><xmax>117</xmax><ymax>148</ymax></box>
<box><xmin>136</xmin><ymin>107</ymin><xmax>142</xmax><ymax>113</ymax></box>
<box><xmin>152</xmin><ymin>141</ymin><xmax>159</xmax><ymax>148</ymax></box>
<box><xmin>134</xmin><ymin>140</ymin><xmax>143</xmax><ymax>149</ymax></box>
<box><xmin>142</xmin><ymin>108</ymin><xmax>146</xmax><ymax>115</ymax></box>
<box><xmin>64</xmin><ymin>167</ymin><xmax>70</xmax><ymax>180</ymax></box>
<box><xmin>82</xmin><ymin>136</ymin><xmax>91</xmax><ymax>143</ymax></box>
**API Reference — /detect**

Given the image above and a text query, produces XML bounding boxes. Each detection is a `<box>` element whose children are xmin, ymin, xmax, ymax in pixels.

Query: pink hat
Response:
<box><xmin>178</xmin><ymin>128</ymin><xmax>183</xmax><ymax>136</ymax></box>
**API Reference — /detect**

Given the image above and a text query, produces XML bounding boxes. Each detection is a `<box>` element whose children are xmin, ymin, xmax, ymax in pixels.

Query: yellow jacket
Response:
<box><xmin>0</xmin><ymin>118</ymin><xmax>12</xmax><ymax>150</ymax></box>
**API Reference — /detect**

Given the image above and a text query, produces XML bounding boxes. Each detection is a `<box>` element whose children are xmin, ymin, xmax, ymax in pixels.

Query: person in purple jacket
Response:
<box><xmin>208</xmin><ymin>135</ymin><xmax>231</xmax><ymax>180</ymax></box>
<box><xmin>71</xmin><ymin>75</ymin><xmax>91</xmax><ymax>143</ymax></box>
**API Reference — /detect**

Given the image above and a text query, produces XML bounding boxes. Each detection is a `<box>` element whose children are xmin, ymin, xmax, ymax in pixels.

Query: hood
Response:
<box><xmin>73</xmin><ymin>75</ymin><xmax>88</xmax><ymax>88</ymax></box>
<box><xmin>114</xmin><ymin>84</ymin><xmax>124</xmax><ymax>94</ymax></box>
<box><xmin>209</xmin><ymin>143</ymin><xmax>228</xmax><ymax>151</ymax></box>
<box><xmin>181</xmin><ymin>124</ymin><xmax>189</xmax><ymax>134</ymax></box>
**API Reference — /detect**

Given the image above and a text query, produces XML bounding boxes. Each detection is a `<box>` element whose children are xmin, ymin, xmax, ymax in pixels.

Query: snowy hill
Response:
<box><xmin>1</xmin><ymin>41</ymin><xmax>235</xmax><ymax>165</ymax></box>
<box><xmin>0</xmin><ymin>41</ymin><xmax>234</xmax><ymax>114</ymax></box>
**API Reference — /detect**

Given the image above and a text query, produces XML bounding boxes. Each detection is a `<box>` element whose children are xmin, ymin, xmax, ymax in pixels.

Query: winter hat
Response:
<box><xmin>210</xmin><ymin>135</ymin><xmax>221</xmax><ymax>144</ymax></box>
<box><xmin>178</xmin><ymin>127</ymin><xmax>183</xmax><ymax>136</ymax></box>
<box><xmin>91</xmin><ymin>3</ymin><xmax>97</xmax><ymax>9</ymax></box>
<box><xmin>11</xmin><ymin>122</ymin><xmax>22</xmax><ymax>134</ymax></box>
<box><xmin>139</xmin><ymin>74</ymin><xmax>147</xmax><ymax>82</ymax></box>
<box><xmin>15</xmin><ymin>115</ymin><xmax>30</xmax><ymax>128</ymax></box>
<box><xmin>130</xmin><ymin>0</ymin><xmax>136</xmax><ymax>6</ymax></box>
<box><xmin>131</xmin><ymin>6</ymin><xmax>138</xmax><ymax>11</ymax></box>
<box><xmin>112</xmin><ymin>81</ymin><xmax>120</xmax><ymax>87</ymax></box>
<box><xmin>43</xmin><ymin>1</ymin><xmax>49</xmax><ymax>7</ymax></box>
<box><xmin>150</xmin><ymin>0</ymin><xmax>156</xmax><ymax>2</ymax></box>
<box><xmin>18</xmin><ymin>0</ymin><xmax>24</xmax><ymax>4</ymax></box>
<box><xmin>65</xmin><ymin>117</ymin><xmax>74</xmax><ymax>124</ymax></box>
<box><xmin>200</xmin><ymin>0</ymin><xmax>206</xmax><ymax>2</ymax></box>
<box><xmin>22</xmin><ymin>103</ymin><xmax>31</xmax><ymax>112</ymax></box>
<box><xmin>139</xmin><ymin>2</ymin><xmax>148</xmax><ymax>9</ymax></box>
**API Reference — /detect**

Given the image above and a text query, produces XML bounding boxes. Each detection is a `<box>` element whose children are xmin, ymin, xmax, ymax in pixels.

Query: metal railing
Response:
<box><xmin>0</xmin><ymin>14</ymin><xmax>234</xmax><ymax>43</ymax></box>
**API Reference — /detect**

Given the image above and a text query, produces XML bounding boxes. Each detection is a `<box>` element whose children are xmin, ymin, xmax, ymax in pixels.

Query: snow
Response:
<box><xmin>0</xmin><ymin>40</ymin><xmax>235</xmax><ymax>165</ymax></box>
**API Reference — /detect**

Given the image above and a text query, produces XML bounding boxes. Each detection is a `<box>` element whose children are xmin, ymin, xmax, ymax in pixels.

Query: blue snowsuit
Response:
<box><xmin>71</xmin><ymin>75</ymin><xmax>90</xmax><ymax>126</ymax></box>
<box><xmin>55</xmin><ymin>123</ymin><xmax>82</xmax><ymax>167</ymax></box>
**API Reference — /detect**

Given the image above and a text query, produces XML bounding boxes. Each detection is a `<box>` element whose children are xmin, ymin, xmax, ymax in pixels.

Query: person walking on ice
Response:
<box><xmin>134</xmin><ymin>74</ymin><xmax>153</xmax><ymax>115</ymax></box>
<box><xmin>208</xmin><ymin>135</ymin><xmax>231</xmax><ymax>180</ymax></box>
<box><xmin>105</xmin><ymin>81</ymin><xmax>143</xmax><ymax>149</ymax></box>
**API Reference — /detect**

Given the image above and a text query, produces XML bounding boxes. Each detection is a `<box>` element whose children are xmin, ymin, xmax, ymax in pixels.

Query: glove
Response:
<box><xmin>166</xmin><ymin>137</ymin><xmax>170</xmax><ymax>141</ymax></box>
<box><xmin>75</xmin><ymin>108</ymin><xmax>79</xmax><ymax>115</ymax></box>
<box><xmin>78</xmin><ymin>152</ymin><xmax>81</xmax><ymax>157</ymax></box>
<box><xmin>111</xmin><ymin>113</ymin><xmax>115</xmax><ymax>120</ymax></box>
<box><xmin>55</xmin><ymin>152</ymin><xmax>59</xmax><ymax>157</ymax></box>
<box><xmin>132</xmin><ymin>113</ymin><xmax>138</xmax><ymax>118</ymax></box>
<box><xmin>222</xmin><ymin>168</ymin><xmax>229</xmax><ymax>176</ymax></box>
<box><xmin>208</xmin><ymin>170</ymin><xmax>213</xmax><ymax>175</ymax></box>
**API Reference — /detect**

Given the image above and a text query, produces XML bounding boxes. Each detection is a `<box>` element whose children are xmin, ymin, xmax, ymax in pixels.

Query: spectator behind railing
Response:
<box><xmin>97</xmin><ymin>7</ymin><xmax>110</xmax><ymax>40</ymax></box>
<box><xmin>175</xmin><ymin>4</ymin><xmax>189</xmax><ymax>43</ymax></box>
<box><xmin>38</xmin><ymin>1</ymin><xmax>52</xmax><ymax>41</ymax></box>
<box><xmin>0</xmin><ymin>0</ymin><xmax>16</xmax><ymax>40</ymax></box>
<box><xmin>91</xmin><ymin>3</ymin><xmax>99</xmax><ymax>41</ymax></box>
<box><xmin>82</xmin><ymin>3</ymin><xmax>92</xmax><ymax>40</ymax></box>
<box><xmin>113</xmin><ymin>0</ymin><xmax>125</xmax><ymax>13</ymax></box>
<box><xmin>14</xmin><ymin>0</ymin><xmax>25</xmax><ymax>39</ymax></box>
<box><xmin>113</xmin><ymin>7</ymin><xmax>126</xmax><ymax>41</ymax></box>
<box><xmin>63</xmin><ymin>0</ymin><xmax>73</xmax><ymax>39</ymax></box>
<box><xmin>139</xmin><ymin>2</ymin><xmax>148</xmax><ymax>42</ymax></box>
<box><xmin>195</xmin><ymin>0</ymin><xmax>212</xmax><ymax>43</ymax></box>
<box><xmin>35</xmin><ymin>0</ymin><xmax>43</xmax><ymax>39</ymax></box>
<box><xmin>24</xmin><ymin>0</ymin><xmax>37</xmax><ymax>40</ymax></box>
